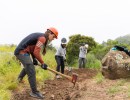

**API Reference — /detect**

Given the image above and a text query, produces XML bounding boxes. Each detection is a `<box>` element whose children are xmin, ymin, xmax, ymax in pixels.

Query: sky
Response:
<box><xmin>0</xmin><ymin>0</ymin><xmax>130</xmax><ymax>47</ymax></box>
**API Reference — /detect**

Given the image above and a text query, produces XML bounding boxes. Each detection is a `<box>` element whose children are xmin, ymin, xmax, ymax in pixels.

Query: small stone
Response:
<box><xmin>42</xmin><ymin>92</ymin><xmax>46</xmax><ymax>95</ymax></box>
<box><xmin>50</xmin><ymin>94</ymin><xmax>55</xmax><ymax>99</ymax></box>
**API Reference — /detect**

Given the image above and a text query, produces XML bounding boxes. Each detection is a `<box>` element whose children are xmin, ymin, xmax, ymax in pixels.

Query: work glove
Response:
<box><xmin>41</xmin><ymin>63</ymin><xmax>48</xmax><ymax>70</ymax></box>
<box><xmin>33</xmin><ymin>58</ymin><xmax>38</xmax><ymax>65</ymax></box>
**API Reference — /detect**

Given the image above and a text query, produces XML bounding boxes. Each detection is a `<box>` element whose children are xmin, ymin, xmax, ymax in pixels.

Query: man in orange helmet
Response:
<box><xmin>14</xmin><ymin>27</ymin><xmax>58</xmax><ymax>99</ymax></box>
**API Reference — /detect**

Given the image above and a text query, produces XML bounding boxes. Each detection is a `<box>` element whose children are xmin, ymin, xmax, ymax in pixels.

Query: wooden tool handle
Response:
<box><xmin>38</xmin><ymin>63</ymin><xmax>72</xmax><ymax>81</ymax></box>
<box><xmin>47</xmin><ymin>67</ymin><xmax>72</xmax><ymax>81</ymax></box>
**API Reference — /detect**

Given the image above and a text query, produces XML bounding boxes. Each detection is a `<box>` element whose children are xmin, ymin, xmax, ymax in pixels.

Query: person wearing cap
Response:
<box><xmin>55</xmin><ymin>38</ymin><xmax>67</xmax><ymax>79</ymax></box>
<box><xmin>14</xmin><ymin>27</ymin><xmax>58</xmax><ymax>99</ymax></box>
<box><xmin>78</xmin><ymin>43</ymin><xmax>88</xmax><ymax>68</ymax></box>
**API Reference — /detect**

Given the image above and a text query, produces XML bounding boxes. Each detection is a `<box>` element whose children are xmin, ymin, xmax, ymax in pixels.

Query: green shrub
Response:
<box><xmin>86</xmin><ymin>53</ymin><xmax>101</xmax><ymax>69</ymax></box>
<box><xmin>68</xmin><ymin>53</ymin><xmax>102</xmax><ymax>69</ymax></box>
<box><xmin>93</xmin><ymin>72</ymin><xmax>104</xmax><ymax>84</ymax></box>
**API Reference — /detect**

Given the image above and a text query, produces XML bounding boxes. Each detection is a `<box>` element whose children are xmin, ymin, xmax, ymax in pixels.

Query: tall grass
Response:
<box><xmin>67</xmin><ymin>53</ymin><xmax>102</xmax><ymax>69</ymax></box>
<box><xmin>43</xmin><ymin>49</ymin><xmax>57</xmax><ymax>69</ymax></box>
<box><xmin>0</xmin><ymin>47</ymin><xmax>57</xmax><ymax>99</ymax></box>
<box><xmin>0</xmin><ymin>50</ymin><xmax>19</xmax><ymax>99</ymax></box>
<box><xmin>0</xmin><ymin>46</ymin><xmax>103</xmax><ymax>99</ymax></box>
<box><xmin>0</xmin><ymin>45</ymin><xmax>15</xmax><ymax>52</ymax></box>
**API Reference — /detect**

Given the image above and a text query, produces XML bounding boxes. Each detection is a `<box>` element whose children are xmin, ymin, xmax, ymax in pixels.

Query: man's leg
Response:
<box><xmin>55</xmin><ymin>56</ymin><xmax>62</xmax><ymax>78</ymax></box>
<box><xmin>78</xmin><ymin>57</ymin><xmax>82</xmax><ymax>68</ymax></box>
<box><xmin>27</xmin><ymin>63</ymin><xmax>43</xmax><ymax>99</ymax></box>
<box><xmin>55</xmin><ymin>56</ymin><xmax>61</xmax><ymax>73</ymax></box>
<box><xmin>25</xmin><ymin>63</ymin><xmax>37</xmax><ymax>93</ymax></box>
<box><xmin>61</xmin><ymin>57</ymin><xmax>65</xmax><ymax>74</ymax></box>
<box><xmin>18</xmin><ymin>68</ymin><xmax>26</xmax><ymax>82</ymax></box>
<box><xmin>16</xmin><ymin>54</ymin><xmax>38</xmax><ymax>93</ymax></box>
<box><xmin>83</xmin><ymin>58</ymin><xmax>86</xmax><ymax>68</ymax></box>
<box><xmin>16</xmin><ymin>54</ymin><xmax>44</xmax><ymax>99</ymax></box>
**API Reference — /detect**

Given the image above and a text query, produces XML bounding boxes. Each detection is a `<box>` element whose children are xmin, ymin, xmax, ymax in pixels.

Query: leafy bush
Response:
<box><xmin>86</xmin><ymin>53</ymin><xmax>101</xmax><ymax>69</ymax></box>
<box><xmin>68</xmin><ymin>53</ymin><xmax>102</xmax><ymax>69</ymax></box>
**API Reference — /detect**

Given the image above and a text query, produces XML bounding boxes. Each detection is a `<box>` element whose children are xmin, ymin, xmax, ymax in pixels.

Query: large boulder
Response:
<box><xmin>101</xmin><ymin>50</ymin><xmax>130</xmax><ymax>79</ymax></box>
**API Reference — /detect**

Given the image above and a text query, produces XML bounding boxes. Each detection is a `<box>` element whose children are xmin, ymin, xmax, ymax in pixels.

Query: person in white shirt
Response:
<box><xmin>55</xmin><ymin>38</ymin><xmax>67</xmax><ymax>78</ymax></box>
<box><xmin>78</xmin><ymin>43</ymin><xmax>88</xmax><ymax>68</ymax></box>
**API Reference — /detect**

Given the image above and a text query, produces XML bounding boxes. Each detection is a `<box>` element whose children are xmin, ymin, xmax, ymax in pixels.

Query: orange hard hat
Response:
<box><xmin>47</xmin><ymin>27</ymin><xmax>58</xmax><ymax>39</ymax></box>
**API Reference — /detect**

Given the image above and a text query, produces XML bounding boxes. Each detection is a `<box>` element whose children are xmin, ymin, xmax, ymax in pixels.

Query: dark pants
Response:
<box><xmin>78</xmin><ymin>57</ymin><xmax>86</xmax><ymax>68</ymax></box>
<box><xmin>55</xmin><ymin>55</ymin><xmax>65</xmax><ymax>74</ymax></box>
<box><xmin>15</xmin><ymin>54</ymin><xmax>38</xmax><ymax>93</ymax></box>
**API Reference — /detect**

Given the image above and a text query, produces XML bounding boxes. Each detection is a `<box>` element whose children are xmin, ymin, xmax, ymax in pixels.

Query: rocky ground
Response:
<box><xmin>11</xmin><ymin>68</ymin><xmax>130</xmax><ymax>100</ymax></box>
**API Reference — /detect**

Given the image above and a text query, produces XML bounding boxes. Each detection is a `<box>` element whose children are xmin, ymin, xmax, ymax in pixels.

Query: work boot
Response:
<box><xmin>30</xmin><ymin>91</ymin><xmax>44</xmax><ymax>99</ymax></box>
<box><xmin>56</xmin><ymin>75</ymin><xmax>62</xmax><ymax>79</ymax></box>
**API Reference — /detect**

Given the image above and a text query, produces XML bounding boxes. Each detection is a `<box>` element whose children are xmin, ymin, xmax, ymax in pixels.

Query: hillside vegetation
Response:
<box><xmin>0</xmin><ymin>45</ymin><xmax>56</xmax><ymax>99</ymax></box>
<box><xmin>116</xmin><ymin>34</ymin><xmax>130</xmax><ymax>45</ymax></box>
<box><xmin>1</xmin><ymin>33</ymin><xmax>130</xmax><ymax>99</ymax></box>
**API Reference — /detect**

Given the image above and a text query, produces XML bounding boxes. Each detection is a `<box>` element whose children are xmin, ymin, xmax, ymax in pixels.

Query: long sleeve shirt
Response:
<box><xmin>55</xmin><ymin>45</ymin><xmax>66</xmax><ymax>60</ymax></box>
<box><xmin>79</xmin><ymin>46</ymin><xmax>87</xmax><ymax>58</ymax></box>
<box><xmin>14</xmin><ymin>33</ymin><xmax>48</xmax><ymax>64</ymax></box>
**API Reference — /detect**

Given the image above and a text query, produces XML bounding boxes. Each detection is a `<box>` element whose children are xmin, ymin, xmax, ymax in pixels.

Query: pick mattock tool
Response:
<box><xmin>47</xmin><ymin>67</ymin><xmax>78</xmax><ymax>86</ymax></box>
<box><xmin>71</xmin><ymin>73</ymin><xmax>78</xmax><ymax>86</ymax></box>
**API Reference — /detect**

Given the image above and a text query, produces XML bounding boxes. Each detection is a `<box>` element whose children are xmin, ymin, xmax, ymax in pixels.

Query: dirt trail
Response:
<box><xmin>11</xmin><ymin>68</ymin><xmax>130</xmax><ymax>100</ymax></box>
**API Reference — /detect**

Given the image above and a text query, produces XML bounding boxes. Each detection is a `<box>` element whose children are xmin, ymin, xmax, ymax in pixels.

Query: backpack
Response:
<box><xmin>113</xmin><ymin>45</ymin><xmax>130</xmax><ymax>56</ymax></box>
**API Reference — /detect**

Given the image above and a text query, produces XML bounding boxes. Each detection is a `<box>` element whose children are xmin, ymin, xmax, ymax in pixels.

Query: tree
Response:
<box><xmin>66</xmin><ymin>34</ymin><xmax>97</xmax><ymax>65</ymax></box>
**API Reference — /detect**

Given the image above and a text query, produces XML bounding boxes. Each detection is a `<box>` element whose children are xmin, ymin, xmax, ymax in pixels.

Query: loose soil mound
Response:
<box><xmin>11</xmin><ymin>68</ymin><xmax>98</xmax><ymax>100</ymax></box>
